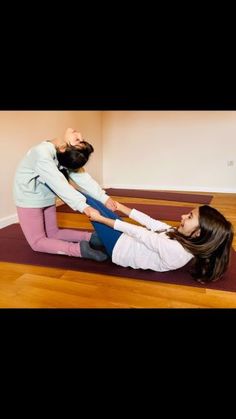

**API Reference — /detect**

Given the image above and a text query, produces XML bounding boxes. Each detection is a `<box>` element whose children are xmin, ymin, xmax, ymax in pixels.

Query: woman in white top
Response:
<box><xmin>85</xmin><ymin>195</ymin><xmax>234</xmax><ymax>283</ymax></box>
<box><xmin>13</xmin><ymin>128</ymin><xmax>115</xmax><ymax>261</ymax></box>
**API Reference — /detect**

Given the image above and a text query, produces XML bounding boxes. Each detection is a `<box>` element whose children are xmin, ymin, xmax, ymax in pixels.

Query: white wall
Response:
<box><xmin>102</xmin><ymin>111</ymin><xmax>236</xmax><ymax>192</ymax></box>
<box><xmin>0</xmin><ymin>111</ymin><xmax>102</xmax><ymax>225</ymax></box>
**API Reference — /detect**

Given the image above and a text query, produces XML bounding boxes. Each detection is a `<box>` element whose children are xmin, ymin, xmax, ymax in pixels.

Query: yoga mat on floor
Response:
<box><xmin>104</xmin><ymin>188</ymin><xmax>213</xmax><ymax>204</ymax></box>
<box><xmin>0</xmin><ymin>224</ymin><xmax>235</xmax><ymax>292</ymax></box>
<box><xmin>57</xmin><ymin>203</ymin><xmax>194</xmax><ymax>221</ymax></box>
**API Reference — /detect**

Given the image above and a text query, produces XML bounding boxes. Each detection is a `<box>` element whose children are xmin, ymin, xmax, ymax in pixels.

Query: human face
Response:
<box><xmin>178</xmin><ymin>207</ymin><xmax>200</xmax><ymax>237</ymax></box>
<box><xmin>64</xmin><ymin>128</ymin><xmax>84</xmax><ymax>147</ymax></box>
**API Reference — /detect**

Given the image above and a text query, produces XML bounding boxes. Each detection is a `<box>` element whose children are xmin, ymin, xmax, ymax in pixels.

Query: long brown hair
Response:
<box><xmin>167</xmin><ymin>205</ymin><xmax>234</xmax><ymax>283</ymax></box>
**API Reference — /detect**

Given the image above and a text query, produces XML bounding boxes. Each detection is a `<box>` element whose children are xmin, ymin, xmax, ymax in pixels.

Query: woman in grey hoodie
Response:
<box><xmin>13</xmin><ymin>128</ymin><xmax>115</xmax><ymax>261</ymax></box>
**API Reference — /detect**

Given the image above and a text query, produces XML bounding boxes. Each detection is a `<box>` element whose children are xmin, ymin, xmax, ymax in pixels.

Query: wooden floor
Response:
<box><xmin>1</xmin><ymin>191</ymin><xmax>236</xmax><ymax>308</ymax></box>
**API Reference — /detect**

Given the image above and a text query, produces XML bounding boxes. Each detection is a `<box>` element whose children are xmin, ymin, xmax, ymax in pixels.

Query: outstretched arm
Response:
<box><xmin>88</xmin><ymin>201</ymin><xmax>132</xmax><ymax>224</ymax></box>
<box><xmin>89</xmin><ymin>212</ymin><xmax>116</xmax><ymax>228</ymax></box>
<box><xmin>104</xmin><ymin>197</ymin><xmax>117</xmax><ymax>211</ymax></box>
<box><xmin>114</xmin><ymin>201</ymin><xmax>132</xmax><ymax>216</ymax></box>
<box><xmin>113</xmin><ymin>201</ymin><xmax>171</xmax><ymax>232</ymax></box>
<box><xmin>69</xmin><ymin>169</ymin><xmax>117</xmax><ymax>210</ymax></box>
<box><xmin>89</xmin><ymin>200</ymin><xmax>171</xmax><ymax>234</ymax></box>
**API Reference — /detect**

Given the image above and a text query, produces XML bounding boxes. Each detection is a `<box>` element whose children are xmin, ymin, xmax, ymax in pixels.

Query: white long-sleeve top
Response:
<box><xmin>13</xmin><ymin>141</ymin><xmax>109</xmax><ymax>212</ymax></box>
<box><xmin>112</xmin><ymin>209</ymin><xmax>194</xmax><ymax>271</ymax></box>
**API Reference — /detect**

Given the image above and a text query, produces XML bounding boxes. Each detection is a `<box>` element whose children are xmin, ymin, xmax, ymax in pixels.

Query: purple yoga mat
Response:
<box><xmin>0</xmin><ymin>224</ymin><xmax>235</xmax><ymax>292</ymax></box>
<box><xmin>57</xmin><ymin>203</ymin><xmax>193</xmax><ymax>221</ymax></box>
<box><xmin>105</xmin><ymin>188</ymin><xmax>213</xmax><ymax>204</ymax></box>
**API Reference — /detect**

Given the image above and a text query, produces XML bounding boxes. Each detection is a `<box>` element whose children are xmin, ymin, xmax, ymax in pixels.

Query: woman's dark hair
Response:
<box><xmin>166</xmin><ymin>205</ymin><xmax>234</xmax><ymax>283</ymax></box>
<box><xmin>57</xmin><ymin>141</ymin><xmax>94</xmax><ymax>180</ymax></box>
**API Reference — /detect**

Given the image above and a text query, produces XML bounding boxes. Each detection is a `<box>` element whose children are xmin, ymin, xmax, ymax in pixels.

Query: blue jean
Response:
<box><xmin>84</xmin><ymin>194</ymin><xmax>123</xmax><ymax>257</ymax></box>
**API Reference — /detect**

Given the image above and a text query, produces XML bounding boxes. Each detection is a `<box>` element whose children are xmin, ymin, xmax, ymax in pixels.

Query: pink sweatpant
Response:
<box><xmin>17</xmin><ymin>205</ymin><xmax>92</xmax><ymax>257</ymax></box>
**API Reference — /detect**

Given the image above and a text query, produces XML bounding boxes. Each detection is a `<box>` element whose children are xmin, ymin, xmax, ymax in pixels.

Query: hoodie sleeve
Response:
<box><xmin>32</xmin><ymin>146</ymin><xmax>90</xmax><ymax>213</ymax></box>
<box><xmin>68</xmin><ymin>170</ymin><xmax>109</xmax><ymax>204</ymax></box>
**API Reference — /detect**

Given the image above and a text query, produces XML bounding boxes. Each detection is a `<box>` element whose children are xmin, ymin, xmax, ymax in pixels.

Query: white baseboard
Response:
<box><xmin>102</xmin><ymin>184</ymin><xmax>236</xmax><ymax>193</ymax></box>
<box><xmin>0</xmin><ymin>213</ymin><xmax>18</xmax><ymax>229</ymax></box>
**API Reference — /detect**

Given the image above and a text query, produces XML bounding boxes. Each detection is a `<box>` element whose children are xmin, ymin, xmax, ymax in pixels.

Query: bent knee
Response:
<box><xmin>29</xmin><ymin>238</ymin><xmax>46</xmax><ymax>252</ymax></box>
<box><xmin>30</xmin><ymin>242</ymin><xmax>42</xmax><ymax>252</ymax></box>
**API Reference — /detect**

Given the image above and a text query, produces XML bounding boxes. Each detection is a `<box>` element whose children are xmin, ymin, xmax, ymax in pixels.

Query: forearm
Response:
<box><xmin>116</xmin><ymin>202</ymin><xmax>132</xmax><ymax>216</ymax></box>
<box><xmin>94</xmin><ymin>215</ymin><xmax>116</xmax><ymax>228</ymax></box>
<box><xmin>129</xmin><ymin>209</ymin><xmax>171</xmax><ymax>231</ymax></box>
<box><xmin>69</xmin><ymin>171</ymin><xmax>109</xmax><ymax>204</ymax></box>
<box><xmin>116</xmin><ymin>203</ymin><xmax>170</xmax><ymax>231</ymax></box>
